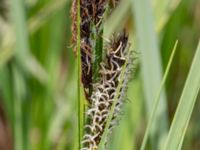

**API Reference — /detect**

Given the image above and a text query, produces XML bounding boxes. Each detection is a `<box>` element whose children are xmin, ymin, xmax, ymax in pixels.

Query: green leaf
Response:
<box><xmin>12</xmin><ymin>66</ymin><xmax>25</xmax><ymax>150</ymax></box>
<box><xmin>10</xmin><ymin>0</ymin><xmax>29</xmax><ymax>149</ymax></box>
<box><xmin>153</xmin><ymin>0</ymin><xmax>181</xmax><ymax>32</ymax></box>
<box><xmin>28</xmin><ymin>0</ymin><xmax>69</xmax><ymax>34</ymax></box>
<box><xmin>163</xmin><ymin>41</ymin><xmax>200</xmax><ymax>150</ymax></box>
<box><xmin>77</xmin><ymin>0</ymin><xmax>84</xmax><ymax>149</ymax></box>
<box><xmin>141</xmin><ymin>41</ymin><xmax>178</xmax><ymax>150</ymax></box>
<box><xmin>131</xmin><ymin>0</ymin><xmax>168</xmax><ymax>148</ymax></box>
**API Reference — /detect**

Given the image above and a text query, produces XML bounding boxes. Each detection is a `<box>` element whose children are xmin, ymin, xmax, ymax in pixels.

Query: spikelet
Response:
<box><xmin>70</xmin><ymin>0</ymin><xmax>108</xmax><ymax>101</ymax></box>
<box><xmin>81</xmin><ymin>31</ymin><xmax>136</xmax><ymax>150</ymax></box>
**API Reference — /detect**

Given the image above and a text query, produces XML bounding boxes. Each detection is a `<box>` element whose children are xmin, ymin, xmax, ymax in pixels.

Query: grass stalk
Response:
<box><xmin>77</xmin><ymin>0</ymin><xmax>84</xmax><ymax>149</ymax></box>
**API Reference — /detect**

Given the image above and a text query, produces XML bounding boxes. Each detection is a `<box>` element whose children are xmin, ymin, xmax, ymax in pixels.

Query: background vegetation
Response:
<box><xmin>0</xmin><ymin>0</ymin><xmax>200</xmax><ymax>150</ymax></box>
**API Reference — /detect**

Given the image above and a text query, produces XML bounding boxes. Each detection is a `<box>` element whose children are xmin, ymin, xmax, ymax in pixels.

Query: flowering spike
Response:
<box><xmin>82</xmin><ymin>31</ymin><xmax>136</xmax><ymax>149</ymax></box>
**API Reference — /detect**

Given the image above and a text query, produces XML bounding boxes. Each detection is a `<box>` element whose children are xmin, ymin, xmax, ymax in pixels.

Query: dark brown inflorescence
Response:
<box><xmin>70</xmin><ymin>1</ymin><xmax>136</xmax><ymax>149</ymax></box>
<box><xmin>81</xmin><ymin>32</ymin><xmax>134</xmax><ymax>150</ymax></box>
<box><xmin>71</xmin><ymin>0</ymin><xmax>108</xmax><ymax>101</ymax></box>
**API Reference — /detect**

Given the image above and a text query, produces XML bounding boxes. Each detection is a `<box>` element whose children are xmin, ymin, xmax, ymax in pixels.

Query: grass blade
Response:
<box><xmin>28</xmin><ymin>0</ymin><xmax>69</xmax><ymax>34</ymax></box>
<box><xmin>163</xmin><ymin>41</ymin><xmax>200</xmax><ymax>150</ymax></box>
<box><xmin>77</xmin><ymin>0</ymin><xmax>84</xmax><ymax>149</ymax></box>
<box><xmin>154</xmin><ymin>0</ymin><xmax>181</xmax><ymax>32</ymax></box>
<box><xmin>9</xmin><ymin>0</ymin><xmax>30</xmax><ymax>149</ymax></box>
<box><xmin>10</xmin><ymin>0</ymin><xmax>29</xmax><ymax>59</ymax></box>
<box><xmin>12</xmin><ymin>66</ymin><xmax>24</xmax><ymax>150</ymax></box>
<box><xmin>131</xmin><ymin>0</ymin><xmax>168</xmax><ymax>148</ymax></box>
<box><xmin>141</xmin><ymin>41</ymin><xmax>178</xmax><ymax>150</ymax></box>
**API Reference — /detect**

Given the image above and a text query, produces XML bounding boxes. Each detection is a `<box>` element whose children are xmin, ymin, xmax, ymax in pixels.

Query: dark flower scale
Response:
<box><xmin>71</xmin><ymin>0</ymin><xmax>108</xmax><ymax>101</ymax></box>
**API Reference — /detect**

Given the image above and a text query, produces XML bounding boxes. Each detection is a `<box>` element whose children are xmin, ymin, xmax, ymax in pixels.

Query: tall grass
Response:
<box><xmin>0</xmin><ymin>0</ymin><xmax>200</xmax><ymax>150</ymax></box>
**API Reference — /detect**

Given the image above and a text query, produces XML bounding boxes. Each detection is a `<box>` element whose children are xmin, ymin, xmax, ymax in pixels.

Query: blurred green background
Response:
<box><xmin>0</xmin><ymin>0</ymin><xmax>200</xmax><ymax>150</ymax></box>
